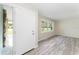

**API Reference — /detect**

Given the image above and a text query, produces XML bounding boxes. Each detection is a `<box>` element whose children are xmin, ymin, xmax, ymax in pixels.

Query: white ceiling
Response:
<box><xmin>21</xmin><ymin>3</ymin><xmax>79</xmax><ymax>20</ymax></box>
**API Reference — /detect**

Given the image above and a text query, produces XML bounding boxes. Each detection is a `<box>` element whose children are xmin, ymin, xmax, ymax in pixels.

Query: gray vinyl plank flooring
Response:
<box><xmin>25</xmin><ymin>36</ymin><xmax>79</xmax><ymax>55</ymax></box>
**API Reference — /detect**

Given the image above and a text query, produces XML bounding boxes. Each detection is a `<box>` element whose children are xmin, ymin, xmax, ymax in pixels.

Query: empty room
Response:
<box><xmin>0</xmin><ymin>3</ymin><xmax>79</xmax><ymax>55</ymax></box>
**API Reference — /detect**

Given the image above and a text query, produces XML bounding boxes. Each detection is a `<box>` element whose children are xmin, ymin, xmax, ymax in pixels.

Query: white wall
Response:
<box><xmin>56</xmin><ymin>19</ymin><xmax>79</xmax><ymax>38</ymax></box>
<box><xmin>38</xmin><ymin>16</ymin><xmax>56</xmax><ymax>41</ymax></box>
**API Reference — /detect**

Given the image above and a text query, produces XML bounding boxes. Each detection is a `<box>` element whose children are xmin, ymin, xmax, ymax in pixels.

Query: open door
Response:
<box><xmin>14</xmin><ymin>6</ymin><xmax>38</xmax><ymax>55</ymax></box>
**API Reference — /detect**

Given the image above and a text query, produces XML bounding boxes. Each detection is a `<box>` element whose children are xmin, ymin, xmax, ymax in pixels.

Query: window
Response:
<box><xmin>40</xmin><ymin>18</ymin><xmax>54</xmax><ymax>33</ymax></box>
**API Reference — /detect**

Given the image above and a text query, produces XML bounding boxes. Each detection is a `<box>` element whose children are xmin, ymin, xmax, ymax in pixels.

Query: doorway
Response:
<box><xmin>2</xmin><ymin>5</ymin><xmax>13</xmax><ymax>55</ymax></box>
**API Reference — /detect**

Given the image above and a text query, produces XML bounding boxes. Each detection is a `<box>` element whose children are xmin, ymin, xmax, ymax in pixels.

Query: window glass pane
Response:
<box><xmin>40</xmin><ymin>18</ymin><xmax>54</xmax><ymax>33</ymax></box>
<box><xmin>41</xmin><ymin>19</ymin><xmax>47</xmax><ymax>33</ymax></box>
